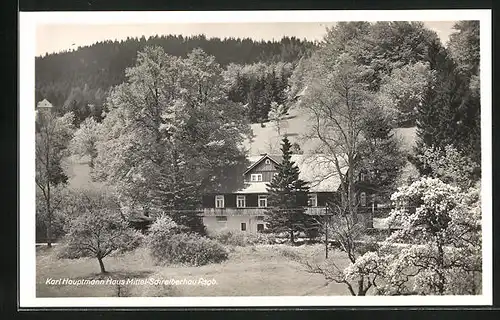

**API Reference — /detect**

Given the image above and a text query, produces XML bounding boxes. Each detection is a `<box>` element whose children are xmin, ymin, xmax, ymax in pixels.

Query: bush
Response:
<box><xmin>208</xmin><ymin>230</ymin><xmax>276</xmax><ymax>246</ymax></box>
<box><xmin>146</xmin><ymin>216</ymin><xmax>228</xmax><ymax>266</ymax></box>
<box><xmin>148</xmin><ymin>232</ymin><xmax>228</xmax><ymax>266</ymax></box>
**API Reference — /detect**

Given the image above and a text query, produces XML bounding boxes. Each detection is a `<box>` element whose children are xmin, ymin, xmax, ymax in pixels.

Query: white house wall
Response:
<box><xmin>203</xmin><ymin>215</ymin><xmax>266</xmax><ymax>234</ymax></box>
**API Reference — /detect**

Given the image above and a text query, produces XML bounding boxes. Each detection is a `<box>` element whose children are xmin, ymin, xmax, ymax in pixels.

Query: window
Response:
<box><xmin>257</xmin><ymin>224</ymin><xmax>265</xmax><ymax>232</ymax></box>
<box><xmin>360</xmin><ymin>173</ymin><xmax>366</xmax><ymax>182</ymax></box>
<box><xmin>215</xmin><ymin>195</ymin><xmax>224</xmax><ymax>208</ymax></box>
<box><xmin>256</xmin><ymin>216</ymin><xmax>264</xmax><ymax>221</ymax></box>
<box><xmin>216</xmin><ymin>216</ymin><xmax>227</xmax><ymax>222</ymax></box>
<box><xmin>258</xmin><ymin>195</ymin><xmax>267</xmax><ymax>208</ymax></box>
<box><xmin>360</xmin><ymin>192</ymin><xmax>367</xmax><ymax>207</ymax></box>
<box><xmin>265</xmin><ymin>159</ymin><xmax>271</xmax><ymax>165</ymax></box>
<box><xmin>241</xmin><ymin>222</ymin><xmax>247</xmax><ymax>231</ymax></box>
<box><xmin>308</xmin><ymin>193</ymin><xmax>318</xmax><ymax>207</ymax></box>
<box><xmin>251</xmin><ymin>173</ymin><xmax>263</xmax><ymax>182</ymax></box>
<box><xmin>236</xmin><ymin>195</ymin><xmax>246</xmax><ymax>208</ymax></box>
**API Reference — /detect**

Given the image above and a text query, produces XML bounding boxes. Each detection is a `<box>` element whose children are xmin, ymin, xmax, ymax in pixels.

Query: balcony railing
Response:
<box><xmin>202</xmin><ymin>207</ymin><xmax>268</xmax><ymax>216</ymax></box>
<box><xmin>305</xmin><ymin>207</ymin><xmax>328</xmax><ymax>215</ymax></box>
<box><xmin>203</xmin><ymin>207</ymin><xmax>332</xmax><ymax>216</ymax></box>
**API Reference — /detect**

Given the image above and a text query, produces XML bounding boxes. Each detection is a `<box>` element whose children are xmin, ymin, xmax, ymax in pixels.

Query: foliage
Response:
<box><xmin>306</xmin><ymin>178</ymin><xmax>481</xmax><ymax>296</ymax></box>
<box><xmin>145</xmin><ymin>216</ymin><xmax>228</xmax><ymax>266</ymax></box>
<box><xmin>448</xmin><ymin>21</ymin><xmax>480</xmax><ymax>77</ymax></box>
<box><xmin>36</xmin><ymin>35</ymin><xmax>315</xmax><ymax>124</ymax></box>
<box><xmin>36</xmin><ymin>111</ymin><xmax>75</xmax><ymax>186</ymax></box>
<box><xmin>357</xmin><ymin>21</ymin><xmax>447</xmax><ymax>89</ymax></box>
<box><xmin>62</xmin><ymin>85</ymin><xmax>107</xmax><ymax>124</ymax></box>
<box><xmin>69</xmin><ymin>116</ymin><xmax>102</xmax><ymax>167</ymax></box>
<box><xmin>265</xmin><ymin>136</ymin><xmax>311</xmax><ymax>243</ymax></box>
<box><xmin>415</xmin><ymin>57</ymin><xmax>480</xmax><ymax>164</ymax></box>
<box><xmin>358</xmin><ymin>105</ymin><xmax>407</xmax><ymax>202</ymax></box>
<box><xmin>224</xmin><ymin>62</ymin><xmax>293</xmax><ymax>123</ymax></box>
<box><xmin>36</xmin><ymin>184</ymin><xmax>72</xmax><ymax>243</ymax></box>
<box><xmin>416</xmin><ymin>21</ymin><xmax>480</xmax><ymax>165</ymax></box>
<box><xmin>58</xmin><ymin>189</ymin><xmax>143</xmax><ymax>273</ymax></box>
<box><xmin>35</xmin><ymin>110</ymin><xmax>75</xmax><ymax>246</ymax></box>
<box><xmin>353</xmin><ymin>178</ymin><xmax>482</xmax><ymax>295</ymax></box>
<box><xmin>207</xmin><ymin>229</ymin><xmax>277</xmax><ymax>246</ymax></box>
<box><xmin>143</xmin><ymin>214</ymin><xmax>189</xmax><ymax>251</ymax></box>
<box><xmin>416</xmin><ymin>145</ymin><xmax>480</xmax><ymax>190</ymax></box>
<box><xmin>93</xmin><ymin>46</ymin><xmax>250</xmax><ymax>233</ymax></box>
<box><xmin>268</xmin><ymin>101</ymin><xmax>288</xmax><ymax>135</ymax></box>
<box><xmin>378</xmin><ymin>62</ymin><xmax>436</xmax><ymax>126</ymax></box>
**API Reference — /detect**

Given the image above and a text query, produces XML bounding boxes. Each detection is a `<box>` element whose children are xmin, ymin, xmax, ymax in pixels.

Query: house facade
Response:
<box><xmin>201</xmin><ymin>154</ymin><xmax>375</xmax><ymax>234</ymax></box>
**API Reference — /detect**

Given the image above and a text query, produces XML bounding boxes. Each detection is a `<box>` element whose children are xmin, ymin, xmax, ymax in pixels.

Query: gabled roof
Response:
<box><xmin>37</xmin><ymin>99</ymin><xmax>52</xmax><ymax>109</ymax></box>
<box><xmin>243</xmin><ymin>154</ymin><xmax>280</xmax><ymax>175</ymax></box>
<box><xmin>239</xmin><ymin>153</ymin><xmax>347</xmax><ymax>193</ymax></box>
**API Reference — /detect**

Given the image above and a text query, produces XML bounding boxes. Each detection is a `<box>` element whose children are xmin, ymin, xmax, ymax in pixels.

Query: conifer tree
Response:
<box><xmin>265</xmin><ymin>136</ymin><xmax>310</xmax><ymax>244</ymax></box>
<box><xmin>415</xmin><ymin>57</ymin><xmax>480</xmax><ymax>167</ymax></box>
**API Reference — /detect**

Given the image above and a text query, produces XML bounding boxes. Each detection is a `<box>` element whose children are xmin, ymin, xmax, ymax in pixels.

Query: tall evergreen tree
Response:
<box><xmin>415</xmin><ymin>57</ymin><xmax>480</xmax><ymax>167</ymax></box>
<box><xmin>265</xmin><ymin>136</ymin><xmax>310</xmax><ymax>244</ymax></box>
<box><xmin>358</xmin><ymin>105</ymin><xmax>406</xmax><ymax>202</ymax></box>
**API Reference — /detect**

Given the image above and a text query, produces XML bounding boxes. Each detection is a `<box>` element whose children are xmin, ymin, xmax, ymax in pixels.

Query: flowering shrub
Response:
<box><xmin>146</xmin><ymin>215</ymin><xmax>228</xmax><ymax>266</ymax></box>
<box><xmin>354</xmin><ymin>178</ymin><xmax>482</xmax><ymax>295</ymax></box>
<box><xmin>304</xmin><ymin>177</ymin><xmax>481</xmax><ymax>296</ymax></box>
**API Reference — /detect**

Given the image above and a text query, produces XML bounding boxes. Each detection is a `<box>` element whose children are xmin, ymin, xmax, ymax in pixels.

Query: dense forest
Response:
<box><xmin>35</xmin><ymin>35</ymin><xmax>316</xmax><ymax>124</ymax></box>
<box><xmin>35</xmin><ymin>22</ymin><xmax>481</xmax><ymax>165</ymax></box>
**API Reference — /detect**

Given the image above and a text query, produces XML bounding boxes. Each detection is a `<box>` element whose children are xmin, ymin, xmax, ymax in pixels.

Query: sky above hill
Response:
<box><xmin>36</xmin><ymin>21</ymin><xmax>457</xmax><ymax>57</ymax></box>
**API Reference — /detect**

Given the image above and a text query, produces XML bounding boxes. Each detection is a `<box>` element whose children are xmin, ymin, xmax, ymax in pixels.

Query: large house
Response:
<box><xmin>201</xmin><ymin>153</ymin><xmax>376</xmax><ymax>234</ymax></box>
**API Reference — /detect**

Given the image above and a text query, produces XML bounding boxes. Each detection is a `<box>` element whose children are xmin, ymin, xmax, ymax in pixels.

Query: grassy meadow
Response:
<box><xmin>37</xmin><ymin>244</ymin><xmax>351</xmax><ymax>297</ymax></box>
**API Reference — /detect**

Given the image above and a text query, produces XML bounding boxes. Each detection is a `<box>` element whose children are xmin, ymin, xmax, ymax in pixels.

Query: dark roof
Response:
<box><xmin>242</xmin><ymin>154</ymin><xmax>347</xmax><ymax>192</ymax></box>
<box><xmin>243</xmin><ymin>154</ymin><xmax>280</xmax><ymax>174</ymax></box>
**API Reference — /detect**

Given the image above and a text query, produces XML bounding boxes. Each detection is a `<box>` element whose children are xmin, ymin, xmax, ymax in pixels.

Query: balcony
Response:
<box><xmin>202</xmin><ymin>207</ymin><xmax>268</xmax><ymax>216</ymax></box>
<box><xmin>305</xmin><ymin>207</ymin><xmax>328</xmax><ymax>215</ymax></box>
<box><xmin>203</xmin><ymin>207</ymin><xmax>332</xmax><ymax>216</ymax></box>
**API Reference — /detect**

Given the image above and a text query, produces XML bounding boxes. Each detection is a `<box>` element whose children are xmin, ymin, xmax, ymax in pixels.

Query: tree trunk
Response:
<box><xmin>436</xmin><ymin>239</ymin><xmax>446</xmax><ymax>295</ymax></box>
<box><xmin>290</xmin><ymin>229</ymin><xmax>295</xmax><ymax>244</ymax></box>
<box><xmin>98</xmin><ymin>256</ymin><xmax>107</xmax><ymax>273</ymax></box>
<box><xmin>46</xmin><ymin>183</ymin><xmax>52</xmax><ymax>248</ymax></box>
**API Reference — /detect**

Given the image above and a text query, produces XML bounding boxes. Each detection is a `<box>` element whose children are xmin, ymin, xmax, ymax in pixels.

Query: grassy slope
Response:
<box><xmin>244</xmin><ymin>104</ymin><xmax>417</xmax><ymax>156</ymax></box>
<box><xmin>37</xmin><ymin>244</ymin><xmax>351</xmax><ymax>297</ymax></box>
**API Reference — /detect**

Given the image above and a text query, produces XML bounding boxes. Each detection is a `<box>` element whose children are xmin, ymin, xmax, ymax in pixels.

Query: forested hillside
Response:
<box><xmin>35</xmin><ymin>35</ymin><xmax>316</xmax><ymax>124</ymax></box>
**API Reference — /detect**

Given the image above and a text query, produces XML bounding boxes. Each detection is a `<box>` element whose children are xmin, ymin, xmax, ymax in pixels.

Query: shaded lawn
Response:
<box><xmin>36</xmin><ymin>244</ymin><xmax>351</xmax><ymax>297</ymax></box>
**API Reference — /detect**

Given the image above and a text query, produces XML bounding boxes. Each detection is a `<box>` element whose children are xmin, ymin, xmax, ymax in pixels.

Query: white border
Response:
<box><xmin>19</xmin><ymin>9</ymin><xmax>492</xmax><ymax>308</ymax></box>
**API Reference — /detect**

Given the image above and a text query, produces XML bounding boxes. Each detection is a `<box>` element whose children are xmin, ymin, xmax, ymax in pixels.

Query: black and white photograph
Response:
<box><xmin>19</xmin><ymin>10</ymin><xmax>492</xmax><ymax>307</ymax></box>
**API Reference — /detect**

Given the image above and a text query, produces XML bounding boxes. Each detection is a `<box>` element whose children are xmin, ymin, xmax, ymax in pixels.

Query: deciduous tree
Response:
<box><xmin>93</xmin><ymin>46</ymin><xmax>251</xmax><ymax>233</ymax></box>
<box><xmin>69</xmin><ymin>116</ymin><xmax>101</xmax><ymax>167</ymax></box>
<box><xmin>35</xmin><ymin>110</ymin><xmax>75</xmax><ymax>246</ymax></box>
<box><xmin>60</xmin><ymin>189</ymin><xmax>142</xmax><ymax>273</ymax></box>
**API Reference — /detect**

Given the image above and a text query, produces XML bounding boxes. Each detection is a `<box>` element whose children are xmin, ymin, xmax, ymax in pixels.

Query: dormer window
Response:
<box><xmin>250</xmin><ymin>173</ymin><xmax>263</xmax><ymax>182</ymax></box>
